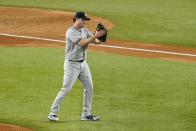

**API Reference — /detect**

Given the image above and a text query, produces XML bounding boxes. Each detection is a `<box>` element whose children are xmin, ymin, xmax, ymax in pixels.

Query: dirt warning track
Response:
<box><xmin>0</xmin><ymin>7</ymin><xmax>196</xmax><ymax>63</ymax></box>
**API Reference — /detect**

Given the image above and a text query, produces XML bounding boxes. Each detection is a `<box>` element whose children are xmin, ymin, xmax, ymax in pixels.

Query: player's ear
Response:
<box><xmin>73</xmin><ymin>18</ymin><xmax>81</xmax><ymax>23</ymax></box>
<box><xmin>73</xmin><ymin>18</ymin><xmax>76</xmax><ymax>23</ymax></box>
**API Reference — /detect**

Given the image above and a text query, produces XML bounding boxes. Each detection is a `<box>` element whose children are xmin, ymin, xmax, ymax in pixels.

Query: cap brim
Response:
<box><xmin>83</xmin><ymin>17</ymin><xmax>90</xmax><ymax>21</ymax></box>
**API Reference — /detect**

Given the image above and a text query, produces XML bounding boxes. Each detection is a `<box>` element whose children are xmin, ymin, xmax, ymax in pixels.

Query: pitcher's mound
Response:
<box><xmin>0</xmin><ymin>7</ymin><xmax>113</xmax><ymax>39</ymax></box>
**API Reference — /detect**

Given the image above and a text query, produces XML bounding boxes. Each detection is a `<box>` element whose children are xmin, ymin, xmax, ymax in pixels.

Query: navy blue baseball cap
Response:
<box><xmin>74</xmin><ymin>12</ymin><xmax>90</xmax><ymax>21</ymax></box>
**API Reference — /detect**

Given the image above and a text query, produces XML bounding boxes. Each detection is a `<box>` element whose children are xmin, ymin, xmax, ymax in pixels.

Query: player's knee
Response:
<box><xmin>61</xmin><ymin>85</ymin><xmax>72</xmax><ymax>93</ymax></box>
<box><xmin>86</xmin><ymin>85</ymin><xmax>93</xmax><ymax>93</ymax></box>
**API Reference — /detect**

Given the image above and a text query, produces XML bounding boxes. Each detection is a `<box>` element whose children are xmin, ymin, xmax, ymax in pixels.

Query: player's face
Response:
<box><xmin>78</xmin><ymin>18</ymin><xmax>86</xmax><ymax>27</ymax></box>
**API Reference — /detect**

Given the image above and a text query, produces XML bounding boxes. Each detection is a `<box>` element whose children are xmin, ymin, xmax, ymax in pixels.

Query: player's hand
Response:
<box><xmin>94</xmin><ymin>30</ymin><xmax>106</xmax><ymax>39</ymax></box>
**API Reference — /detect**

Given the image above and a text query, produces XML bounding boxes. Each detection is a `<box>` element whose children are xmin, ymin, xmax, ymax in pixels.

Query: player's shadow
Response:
<box><xmin>43</xmin><ymin>119</ymin><xmax>102</xmax><ymax>124</ymax></box>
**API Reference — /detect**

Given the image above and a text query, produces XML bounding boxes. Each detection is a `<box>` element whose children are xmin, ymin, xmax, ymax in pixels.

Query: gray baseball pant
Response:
<box><xmin>49</xmin><ymin>60</ymin><xmax>93</xmax><ymax>117</ymax></box>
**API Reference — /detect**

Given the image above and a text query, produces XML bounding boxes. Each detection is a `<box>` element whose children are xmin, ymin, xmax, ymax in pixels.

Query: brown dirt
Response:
<box><xmin>0</xmin><ymin>7</ymin><xmax>196</xmax><ymax>63</ymax></box>
<box><xmin>89</xmin><ymin>39</ymin><xmax>196</xmax><ymax>63</ymax></box>
<box><xmin>0</xmin><ymin>124</ymin><xmax>32</xmax><ymax>131</ymax></box>
<box><xmin>0</xmin><ymin>7</ymin><xmax>113</xmax><ymax>39</ymax></box>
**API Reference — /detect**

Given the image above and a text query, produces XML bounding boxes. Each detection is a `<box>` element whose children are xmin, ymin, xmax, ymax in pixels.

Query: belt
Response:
<box><xmin>69</xmin><ymin>59</ymin><xmax>84</xmax><ymax>62</ymax></box>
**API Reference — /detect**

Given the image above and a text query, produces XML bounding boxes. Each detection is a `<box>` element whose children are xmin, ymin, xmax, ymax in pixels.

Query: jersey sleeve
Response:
<box><xmin>66</xmin><ymin>30</ymin><xmax>82</xmax><ymax>45</ymax></box>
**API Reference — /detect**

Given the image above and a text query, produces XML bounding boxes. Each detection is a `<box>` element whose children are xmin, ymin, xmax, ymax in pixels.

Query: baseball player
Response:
<box><xmin>48</xmin><ymin>12</ymin><xmax>107</xmax><ymax>121</ymax></box>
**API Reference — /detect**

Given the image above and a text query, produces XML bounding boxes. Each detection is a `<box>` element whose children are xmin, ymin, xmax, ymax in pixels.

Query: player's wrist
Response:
<box><xmin>91</xmin><ymin>35</ymin><xmax>96</xmax><ymax>40</ymax></box>
<box><xmin>84</xmin><ymin>35</ymin><xmax>96</xmax><ymax>45</ymax></box>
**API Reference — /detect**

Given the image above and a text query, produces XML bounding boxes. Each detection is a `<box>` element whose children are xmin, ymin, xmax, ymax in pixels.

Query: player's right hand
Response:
<box><xmin>94</xmin><ymin>29</ymin><xmax>106</xmax><ymax>39</ymax></box>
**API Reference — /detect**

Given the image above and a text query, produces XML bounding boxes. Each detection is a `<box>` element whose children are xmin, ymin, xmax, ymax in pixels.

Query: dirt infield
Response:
<box><xmin>0</xmin><ymin>7</ymin><xmax>196</xmax><ymax>63</ymax></box>
<box><xmin>0</xmin><ymin>124</ymin><xmax>32</xmax><ymax>131</ymax></box>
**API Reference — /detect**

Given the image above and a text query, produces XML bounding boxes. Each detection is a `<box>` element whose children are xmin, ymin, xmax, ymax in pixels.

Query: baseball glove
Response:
<box><xmin>95</xmin><ymin>23</ymin><xmax>108</xmax><ymax>42</ymax></box>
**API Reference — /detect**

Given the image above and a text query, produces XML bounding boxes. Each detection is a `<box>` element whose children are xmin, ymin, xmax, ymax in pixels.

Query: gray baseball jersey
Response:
<box><xmin>65</xmin><ymin>26</ymin><xmax>92</xmax><ymax>61</ymax></box>
<box><xmin>49</xmin><ymin>26</ymin><xmax>94</xmax><ymax>118</ymax></box>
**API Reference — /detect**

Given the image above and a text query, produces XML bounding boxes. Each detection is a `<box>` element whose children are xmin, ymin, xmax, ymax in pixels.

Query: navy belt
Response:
<box><xmin>69</xmin><ymin>59</ymin><xmax>84</xmax><ymax>62</ymax></box>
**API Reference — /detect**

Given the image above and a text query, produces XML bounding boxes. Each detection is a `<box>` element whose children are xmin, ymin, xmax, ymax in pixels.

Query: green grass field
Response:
<box><xmin>0</xmin><ymin>47</ymin><xmax>195</xmax><ymax>131</ymax></box>
<box><xmin>0</xmin><ymin>0</ymin><xmax>196</xmax><ymax>47</ymax></box>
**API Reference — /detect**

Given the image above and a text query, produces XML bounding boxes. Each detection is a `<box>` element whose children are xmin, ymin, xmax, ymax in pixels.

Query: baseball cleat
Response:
<box><xmin>48</xmin><ymin>115</ymin><xmax>59</xmax><ymax>122</ymax></box>
<box><xmin>81</xmin><ymin>115</ymin><xmax>101</xmax><ymax>121</ymax></box>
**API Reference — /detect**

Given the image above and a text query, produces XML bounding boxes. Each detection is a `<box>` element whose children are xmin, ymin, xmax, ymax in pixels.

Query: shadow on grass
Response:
<box><xmin>42</xmin><ymin>119</ymin><xmax>103</xmax><ymax>124</ymax></box>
